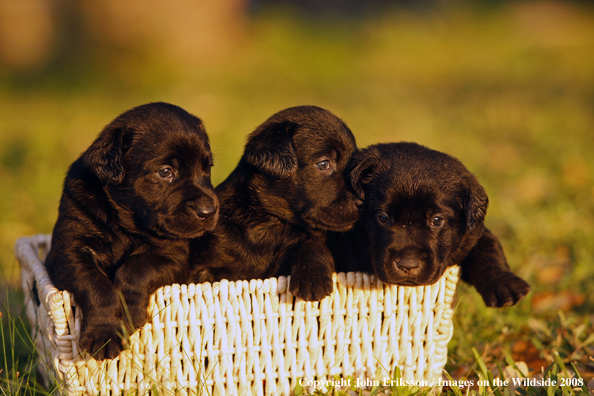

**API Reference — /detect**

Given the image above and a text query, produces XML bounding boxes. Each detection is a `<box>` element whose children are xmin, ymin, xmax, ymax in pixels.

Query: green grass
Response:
<box><xmin>1</xmin><ymin>1</ymin><xmax>594</xmax><ymax>394</ymax></box>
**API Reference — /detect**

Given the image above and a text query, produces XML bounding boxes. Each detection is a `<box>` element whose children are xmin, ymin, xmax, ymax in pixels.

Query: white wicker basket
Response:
<box><xmin>16</xmin><ymin>234</ymin><xmax>459</xmax><ymax>396</ymax></box>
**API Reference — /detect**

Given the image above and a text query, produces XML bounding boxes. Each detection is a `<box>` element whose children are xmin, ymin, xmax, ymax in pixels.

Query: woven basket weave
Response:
<box><xmin>16</xmin><ymin>234</ymin><xmax>459</xmax><ymax>396</ymax></box>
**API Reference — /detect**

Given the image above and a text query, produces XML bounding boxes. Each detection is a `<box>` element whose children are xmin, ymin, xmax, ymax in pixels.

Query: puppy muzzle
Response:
<box><xmin>186</xmin><ymin>196</ymin><xmax>219</xmax><ymax>222</ymax></box>
<box><xmin>374</xmin><ymin>247</ymin><xmax>432</xmax><ymax>284</ymax></box>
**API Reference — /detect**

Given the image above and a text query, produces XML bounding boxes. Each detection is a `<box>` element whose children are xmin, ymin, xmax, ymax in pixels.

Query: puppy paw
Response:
<box><xmin>79</xmin><ymin>322</ymin><xmax>127</xmax><ymax>360</ymax></box>
<box><xmin>127</xmin><ymin>304</ymin><xmax>149</xmax><ymax>330</ymax></box>
<box><xmin>478</xmin><ymin>272</ymin><xmax>531</xmax><ymax>308</ymax></box>
<box><xmin>289</xmin><ymin>269</ymin><xmax>334</xmax><ymax>301</ymax></box>
<box><xmin>116</xmin><ymin>289</ymin><xmax>150</xmax><ymax>329</ymax></box>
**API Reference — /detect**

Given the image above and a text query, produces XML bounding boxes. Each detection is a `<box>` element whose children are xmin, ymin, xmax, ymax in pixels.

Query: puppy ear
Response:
<box><xmin>83</xmin><ymin>126</ymin><xmax>129</xmax><ymax>185</ymax></box>
<box><xmin>244</xmin><ymin>121</ymin><xmax>297</xmax><ymax>178</ymax></box>
<box><xmin>349</xmin><ymin>150</ymin><xmax>381</xmax><ymax>200</ymax></box>
<box><xmin>462</xmin><ymin>175</ymin><xmax>489</xmax><ymax>232</ymax></box>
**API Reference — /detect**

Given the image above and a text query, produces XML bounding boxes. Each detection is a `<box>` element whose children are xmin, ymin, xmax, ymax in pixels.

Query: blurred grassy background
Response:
<box><xmin>1</xmin><ymin>0</ymin><xmax>594</xmax><ymax>387</ymax></box>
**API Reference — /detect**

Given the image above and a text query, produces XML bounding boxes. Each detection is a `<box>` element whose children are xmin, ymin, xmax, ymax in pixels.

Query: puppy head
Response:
<box><xmin>83</xmin><ymin>102</ymin><xmax>219</xmax><ymax>239</ymax></box>
<box><xmin>243</xmin><ymin>105</ymin><xmax>361</xmax><ymax>231</ymax></box>
<box><xmin>351</xmin><ymin>142</ymin><xmax>488</xmax><ymax>285</ymax></box>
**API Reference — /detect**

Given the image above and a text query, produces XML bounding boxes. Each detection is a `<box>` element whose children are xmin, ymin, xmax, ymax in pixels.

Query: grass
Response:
<box><xmin>1</xmin><ymin>292</ymin><xmax>58</xmax><ymax>395</ymax></box>
<box><xmin>1</xmin><ymin>1</ymin><xmax>594</xmax><ymax>394</ymax></box>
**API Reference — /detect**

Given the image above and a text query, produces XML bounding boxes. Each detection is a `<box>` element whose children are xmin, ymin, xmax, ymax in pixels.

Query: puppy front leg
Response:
<box><xmin>462</xmin><ymin>229</ymin><xmax>531</xmax><ymax>307</ymax></box>
<box><xmin>284</xmin><ymin>238</ymin><xmax>334</xmax><ymax>301</ymax></box>
<box><xmin>115</xmin><ymin>253</ymin><xmax>186</xmax><ymax>329</ymax></box>
<box><xmin>46</xmin><ymin>242</ymin><xmax>124</xmax><ymax>360</ymax></box>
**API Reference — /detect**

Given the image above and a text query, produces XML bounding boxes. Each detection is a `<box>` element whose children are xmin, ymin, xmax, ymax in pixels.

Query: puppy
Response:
<box><xmin>45</xmin><ymin>102</ymin><xmax>219</xmax><ymax>360</ymax></box>
<box><xmin>189</xmin><ymin>105</ymin><xmax>361</xmax><ymax>301</ymax></box>
<box><xmin>330</xmin><ymin>142</ymin><xmax>530</xmax><ymax>307</ymax></box>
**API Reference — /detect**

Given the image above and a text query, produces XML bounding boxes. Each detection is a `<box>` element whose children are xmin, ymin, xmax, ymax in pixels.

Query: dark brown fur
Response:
<box><xmin>330</xmin><ymin>142</ymin><xmax>530</xmax><ymax>307</ymax></box>
<box><xmin>45</xmin><ymin>102</ymin><xmax>219</xmax><ymax>360</ymax></box>
<box><xmin>189</xmin><ymin>106</ymin><xmax>361</xmax><ymax>301</ymax></box>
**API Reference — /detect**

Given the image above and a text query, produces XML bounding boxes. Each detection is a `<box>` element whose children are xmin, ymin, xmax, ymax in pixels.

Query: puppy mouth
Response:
<box><xmin>302</xmin><ymin>205</ymin><xmax>360</xmax><ymax>231</ymax></box>
<box><xmin>374</xmin><ymin>250</ymin><xmax>436</xmax><ymax>285</ymax></box>
<box><xmin>151</xmin><ymin>201</ymin><xmax>218</xmax><ymax>239</ymax></box>
<box><xmin>187</xmin><ymin>205</ymin><xmax>219</xmax><ymax>232</ymax></box>
<box><xmin>377</xmin><ymin>259</ymin><xmax>445</xmax><ymax>286</ymax></box>
<box><xmin>303</xmin><ymin>215</ymin><xmax>357</xmax><ymax>232</ymax></box>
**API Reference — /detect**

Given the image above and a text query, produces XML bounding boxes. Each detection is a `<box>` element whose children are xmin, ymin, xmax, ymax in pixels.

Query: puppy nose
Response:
<box><xmin>187</xmin><ymin>197</ymin><xmax>218</xmax><ymax>219</ymax></box>
<box><xmin>396</xmin><ymin>258</ymin><xmax>420</xmax><ymax>270</ymax></box>
<box><xmin>196</xmin><ymin>204</ymin><xmax>217</xmax><ymax>219</ymax></box>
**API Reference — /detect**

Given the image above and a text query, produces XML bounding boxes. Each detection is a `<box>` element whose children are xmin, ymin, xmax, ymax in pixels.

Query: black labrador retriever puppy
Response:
<box><xmin>45</xmin><ymin>102</ymin><xmax>219</xmax><ymax>360</ymax></box>
<box><xmin>330</xmin><ymin>142</ymin><xmax>530</xmax><ymax>307</ymax></box>
<box><xmin>189</xmin><ymin>105</ymin><xmax>361</xmax><ymax>301</ymax></box>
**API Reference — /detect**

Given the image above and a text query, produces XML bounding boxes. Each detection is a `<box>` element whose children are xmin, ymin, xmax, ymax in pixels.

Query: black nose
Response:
<box><xmin>195</xmin><ymin>204</ymin><xmax>217</xmax><ymax>219</ymax></box>
<box><xmin>187</xmin><ymin>196</ymin><xmax>218</xmax><ymax>220</ymax></box>
<box><xmin>396</xmin><ymin>258</ymin><xmax>420</xmax><ymax>270</ymax></box>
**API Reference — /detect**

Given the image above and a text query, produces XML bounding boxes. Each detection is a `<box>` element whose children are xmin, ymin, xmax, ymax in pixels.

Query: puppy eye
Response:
<box><xmin>431</xmin><ymin>216</ymin><xmax>444</xmax><ymax>227</ymax></box>
<box><xmin>377</xmin><ymin>213</ymin><xmax>389</xmax><ymax>223</ymax></box>
<box><xmin>158</xmin><ymin>168</ymin><xmax>173</xmax><ymax>179</ymax></box>
<box><xmin>315</xmin><ymin>160</ymin><xmax>332</xmax><ymax>172</ymax></box>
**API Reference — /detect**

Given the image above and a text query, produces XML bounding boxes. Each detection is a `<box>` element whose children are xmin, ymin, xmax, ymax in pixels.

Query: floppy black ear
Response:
<box><xmin>82</xmin><ymin>125</ymin><xmax>129</xmax><ymax>185</ymax></box>
<box><xmin>462</xmin><ymin>175</ymin><xmax>489</xmax><ymax>232</ymax></box>
<box><xmin>348</xmin><ymin>149</ymin><xmax>382</xmax><ymax>200</ymax></box>
<box><xmin>244</xmin><ymin>121</ymin><xmax>297</xmax><ymax>178</ymax></box>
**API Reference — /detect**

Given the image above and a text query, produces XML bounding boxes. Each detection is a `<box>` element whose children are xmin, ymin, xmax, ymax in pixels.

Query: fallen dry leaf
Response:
<box><xmin>511</xmin><ymin>340</ymin><xmax>549</xmax><ymax>372</ymax></box>
<box><xmin>531</xmin><ymin>290</ymin><xmax>585</xmax><ymax>313</ymax></box>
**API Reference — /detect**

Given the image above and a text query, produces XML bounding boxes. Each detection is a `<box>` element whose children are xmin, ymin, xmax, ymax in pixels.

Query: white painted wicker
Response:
<box><xmin>16</xmin><ymin>234</ymin><xmax>459</xmax><ymax>396</ymax></box>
